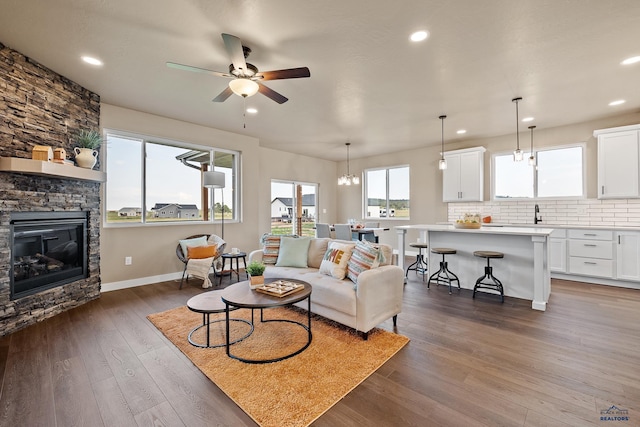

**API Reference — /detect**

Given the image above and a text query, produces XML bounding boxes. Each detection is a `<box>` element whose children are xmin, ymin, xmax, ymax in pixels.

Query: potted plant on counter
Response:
<box><xmin>246</xmin><ymin>260</ymin><xmax>266</xmax><ymax>289</ymax></box>
<box><xmin>73</xmin><ymin>129</ymin><xmax>102</xmax><ymax>169</ymax></box>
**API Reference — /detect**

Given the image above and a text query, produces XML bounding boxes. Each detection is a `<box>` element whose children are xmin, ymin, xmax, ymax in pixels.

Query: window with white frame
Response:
<box><xmin>104</xmin><ymin>130</ymin><xmax>239</xmax><ymax>225</ymax></box>
<box><xmin>493</xmin><ymin>144</ymin><xmax>584</xmax><ymax>199</ymax></box>
<box><xmin>364</xmin><ymin>165</ymin><xmax>410</xmax><ymax>219</ymax></box>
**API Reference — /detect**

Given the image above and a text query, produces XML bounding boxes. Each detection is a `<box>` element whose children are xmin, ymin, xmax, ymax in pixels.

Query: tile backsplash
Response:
<box><xmin>448</xmin><ymin>199</ymin><xmax>640</xmax><ymax>228</ymax></box>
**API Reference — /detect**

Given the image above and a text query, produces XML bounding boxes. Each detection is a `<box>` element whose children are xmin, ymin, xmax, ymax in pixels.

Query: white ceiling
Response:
<box><xmin>1</xmin><ymin>0</ymin><xmax>639</xmax><ymax>161</ymax></box>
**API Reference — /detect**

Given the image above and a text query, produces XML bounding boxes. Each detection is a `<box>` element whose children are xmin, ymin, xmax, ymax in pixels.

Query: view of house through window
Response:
<box><xmin>270</xmin><ymin>181</ymin><xmax>317</xmax><ymax>237</ymax></box>
<box><xmin>364</xmin><ymin>166</ymin><xmax>410</xmax><ymax>219</ymax></box>
<box><xmin>493</xmin><ymin>144</ymin><xmax>584</xmax><ymax>199</ymax></box>
<box><xmin>105</xmin><ymin>130</ymin><xmax>238</xmax><ymax>225</ymax></box>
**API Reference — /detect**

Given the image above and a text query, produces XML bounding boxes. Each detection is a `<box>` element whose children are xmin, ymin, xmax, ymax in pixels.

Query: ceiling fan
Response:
<box><xmin>167</xmin><ymin>33</ymin><xmax>310</xmax><ymax>104</ymax></box>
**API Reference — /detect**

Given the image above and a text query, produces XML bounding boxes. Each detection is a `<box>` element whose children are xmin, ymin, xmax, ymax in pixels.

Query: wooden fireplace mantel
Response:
<box><xmin>0</xmin><ymin>157</ymin><xmax>106</xmax><ymax>182</ymax></box>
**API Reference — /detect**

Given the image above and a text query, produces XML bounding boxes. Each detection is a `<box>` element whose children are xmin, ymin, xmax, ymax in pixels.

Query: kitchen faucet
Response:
<box><xmin>534</xmin><ymin>204</ymin><xmax>542</xmax><ymax>224</ymax></box>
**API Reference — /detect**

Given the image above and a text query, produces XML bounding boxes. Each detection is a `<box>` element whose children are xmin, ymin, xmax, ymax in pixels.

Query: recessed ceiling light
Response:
<box><xmin>609</xmin><ymin>99</ymin><xmax>626</xmax><ymax>106</ymax></box>
<box><xmin>81</xmin><ymin>56</ymin><xmax>103</xmax><ymax>66</ymax></box>
<box><xmin>621</xmin><ymin>56</ymin><xmax>640</xmax><ymax>65</ymax></box>
<box><xmin>456</xmin><ymin>129</ymin><xmax>466</xmax><ymax>134</ymax></box>
<box><xmin>522</xmin><ymin>117</ymin><xmax>534</xmax><ymax>122</ymax></box>
<box><xmin>246</xmin><ymin>108</ymin><xmax>258</xmax><ymax>114</ymax></box>
<box><xmin>410</xmin><ymin>31</ymin><xmax>429</xmax><ymax>42</ymax></box>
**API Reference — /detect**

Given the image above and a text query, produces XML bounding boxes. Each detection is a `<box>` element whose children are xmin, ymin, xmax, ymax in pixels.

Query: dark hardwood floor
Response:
<box><xmin>0</xmin><ymin>268</ymin><xmax>638</xmax><ymax>426</ymax></box>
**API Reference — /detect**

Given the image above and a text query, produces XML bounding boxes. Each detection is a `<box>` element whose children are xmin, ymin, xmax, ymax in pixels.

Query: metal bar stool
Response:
<box><xmin>427</xmin><ymin>248</ymin><xmax>460</xmax><ymax>294</ymax></box>
<box><xmin>405</xmin><ymin>243</ymin><xmax>428</xmax><ymax>280</ymax></box>
<box><xmin>473</xmin><ymin>251</ymin><xmax>505</xmax><ymax>302</ymax></box>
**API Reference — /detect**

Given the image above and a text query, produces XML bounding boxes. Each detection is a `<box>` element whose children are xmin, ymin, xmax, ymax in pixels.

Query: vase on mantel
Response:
<box><xmin>74</xmin><ymin>147</ymin><xmax>98</xmax><ymax>169</ymax></box>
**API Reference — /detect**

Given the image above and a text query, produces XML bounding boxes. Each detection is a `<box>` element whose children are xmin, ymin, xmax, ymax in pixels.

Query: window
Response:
<box><xmin>270</xmin><ymin>180</ymin><xmax>318</xmax><ymax>237</ymax></box>
<box><xmin>493</xmin><ymin>144</ymin><xmax>584</xmax><ymax>199</ymax></box>
<box><xmin>104</xmin><ymin>130</ymin><xmax>239</xmax><ymax>225</ymax></box>
<box><xmin>364</xmin><ymin>165</ymin><xmax>410</xmax><ymax>219</ymax></box>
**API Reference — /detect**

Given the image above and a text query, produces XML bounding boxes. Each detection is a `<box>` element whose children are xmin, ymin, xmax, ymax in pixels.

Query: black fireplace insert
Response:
<box><xmin>10</xmin><ymin>212</ymin><xmax>88</xmax><ymax>300</ymax></box>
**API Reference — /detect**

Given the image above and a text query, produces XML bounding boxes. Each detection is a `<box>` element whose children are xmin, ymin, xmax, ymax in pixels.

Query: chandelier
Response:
<box><xmin>338</xmin><ymin>142</ymin><xmax>360</xmax><ymax>185</ymax></box>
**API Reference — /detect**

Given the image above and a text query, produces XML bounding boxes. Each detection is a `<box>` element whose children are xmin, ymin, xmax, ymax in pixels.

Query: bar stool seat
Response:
<box><xmin>473</xmin><ymin>251</ymin><xmax>505</xmax><ymax>302</ymax></box>
<box><xmin>427</xmin><ymin>248</ymin><xmax>460</xmax><ymax>294</ymax></box>
<box><xmin>405</xmin><ymin>243</ymin><xmax>428</xmax><ymax>280</ymax></box>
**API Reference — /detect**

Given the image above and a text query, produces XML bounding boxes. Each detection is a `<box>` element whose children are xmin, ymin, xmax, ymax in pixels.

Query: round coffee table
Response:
<box><xmin>220</xmin><ymin>279</ymin><xmax>312</xmax><ymax>364</ymax></box>
<box><xmin>186</xmin><ymin>290</ymin><xmax>253</xmax><ymax>348</ymax></box>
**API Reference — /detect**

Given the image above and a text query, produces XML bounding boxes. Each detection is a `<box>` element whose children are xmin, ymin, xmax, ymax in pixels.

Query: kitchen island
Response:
<box><xmin>396</xmin><ymin>224</ymin><xmax>554</xmax><ymax>311</ymax></box>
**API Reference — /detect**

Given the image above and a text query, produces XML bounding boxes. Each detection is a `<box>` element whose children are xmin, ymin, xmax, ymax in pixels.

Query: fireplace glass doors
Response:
<box><xmin>10</xmin><ymin>212</ymin><xmax>88</xmax><ymax>300</ymax></box>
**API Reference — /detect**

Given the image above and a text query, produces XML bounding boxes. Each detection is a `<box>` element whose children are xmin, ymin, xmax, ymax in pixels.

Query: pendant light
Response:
<box><xmin>438</xmin><ymin>115</ymin><xmax>447</xmax><ymax>170</ymax></box>
<box><xmin>528</xmin><ymin>125</ymin><xmax>536</xmax><ymax>166</ymax></box>
<box><xmin>338</xmin><ymin>142</ymin><xmax>360</xmax><ymax>185</ymax></box>
<box><xmin>512</xmin><ymin>97</ymin><xmax>523</xmax><ymax>161</ymax></box>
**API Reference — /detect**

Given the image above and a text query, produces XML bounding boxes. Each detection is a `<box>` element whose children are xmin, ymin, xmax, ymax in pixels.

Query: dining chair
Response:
<box><xmin>334</xmin><ymin>224</ymin><xmax>353</xmax><ymax>241</ymax></box>
<box><xmin>363</xmin><ymin>222</ymin><xmax>380</xmax><ymax>243</ymax></box>
<box><xmin>315</xmin><ymin>223</ymin><xmax>332</xmax><ymax>238</ymax></box>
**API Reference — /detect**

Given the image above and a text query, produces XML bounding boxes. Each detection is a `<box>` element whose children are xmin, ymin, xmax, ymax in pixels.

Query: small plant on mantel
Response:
<box><xmin>75</xmin><ymin>130</ymin><xmax>102</xmax><ymax>149</ymax></box>
<box><xmin>246</xmin><ymin>260</ymin><xmax>266</xmax><ymax>289</ymax></box>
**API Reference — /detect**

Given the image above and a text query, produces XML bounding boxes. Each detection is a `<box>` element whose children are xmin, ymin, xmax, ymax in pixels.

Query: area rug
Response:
<box><xmin>147</xmin><ymin>305</ymin><xmax>409</xmax><ymax>427</ymax></box>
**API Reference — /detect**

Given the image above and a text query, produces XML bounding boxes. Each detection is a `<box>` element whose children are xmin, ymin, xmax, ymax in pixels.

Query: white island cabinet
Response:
<box><xmin>396</xmin><ymin>224</ymin><xmax>553</xmax><ymax>311</ymax></box>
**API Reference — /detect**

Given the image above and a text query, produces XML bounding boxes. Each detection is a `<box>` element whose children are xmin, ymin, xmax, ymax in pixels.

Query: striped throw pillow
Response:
<box><xmin>347</xmin><ymin>240</ymin><xmax>384</xmax><ymax>283</ymax></box>
<box><xmin>260</xmin><ymin>234</ymin><xmax>298</xmax><ymax>265</ymax></box>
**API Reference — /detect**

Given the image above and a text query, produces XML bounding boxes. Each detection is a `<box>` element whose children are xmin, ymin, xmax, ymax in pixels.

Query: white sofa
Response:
<box><xmin>248</xmin><ymin>238</ymin><xmax>404</xmax><ymax>339</ymax></box>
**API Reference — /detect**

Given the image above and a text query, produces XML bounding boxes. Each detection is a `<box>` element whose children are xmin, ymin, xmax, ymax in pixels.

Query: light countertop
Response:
<box><xmin>395</xmin><ymin>224</ymin><xmax>554</xmax><ymax>236</ymax></box>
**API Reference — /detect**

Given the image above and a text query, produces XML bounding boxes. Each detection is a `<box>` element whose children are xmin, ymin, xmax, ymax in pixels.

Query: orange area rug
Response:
<box><xmin>147</xmin><ymin>305</ymin><xmax>409</xmax><ymax>427</ymax></box>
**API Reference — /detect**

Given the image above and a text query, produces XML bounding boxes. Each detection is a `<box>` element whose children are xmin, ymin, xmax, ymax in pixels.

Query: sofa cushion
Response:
<box><xmin>261</xmin><ymin>234</ymin><xmax>296</xmax><ymax>265</ymax></box>
<box><xmin>276</xmin><ymin>236</ymin><xmax>312</xmax><ymax>267</ymax></box>
<box><xmin>307</xmin><ymin>238</ymin><xmax>330</xmax><ymax>269</ymax></box>
<box><xmin>346</xmin><ymin>240</ymin><xmax>383</xmax><ymax>283</ymax></box>
<box><xmin>319</xmin><ymin>241</ymin><xmax>355</xmax><ymax>279</ymax></box>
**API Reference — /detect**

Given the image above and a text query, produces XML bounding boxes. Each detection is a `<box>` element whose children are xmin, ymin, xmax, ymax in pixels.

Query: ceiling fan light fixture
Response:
<box><xmin>229</xmin><ymin>78</ymin><xmax>259</xmax><ymax>97</ymax></box>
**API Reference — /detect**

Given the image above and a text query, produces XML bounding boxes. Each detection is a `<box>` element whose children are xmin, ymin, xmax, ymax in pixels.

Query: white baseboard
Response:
<box><xmin>101</xmin><ymin>272</ymin><xmax>183</xmax><ymax>292</ymax></box>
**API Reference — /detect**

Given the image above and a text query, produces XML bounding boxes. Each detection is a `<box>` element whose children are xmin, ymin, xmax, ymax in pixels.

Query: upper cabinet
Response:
<box><xmin>594</xmin><ymin>124</ymin><xmax>640</xmax><ymax>199</ymax></box>
<box><xmin>442</xmin><ymin>146</ymin><xmax>486</xmax><ymax>202</ymax></box>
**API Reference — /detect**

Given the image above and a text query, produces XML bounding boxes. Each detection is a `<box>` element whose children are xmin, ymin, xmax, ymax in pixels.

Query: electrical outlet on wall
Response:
<box><xmin>125</xmin><ymin>256</ymin><xmax>132</xmax><ymax>265</ymax></box>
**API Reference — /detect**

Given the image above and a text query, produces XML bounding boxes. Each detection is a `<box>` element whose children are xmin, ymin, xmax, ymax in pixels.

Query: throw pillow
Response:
<box><xmin>187</xmin><ymin>244</ymin><xmax>218</xmax><ymax>260</ymax></box>
<box><xmin>319</xmin><ymin>241</ymin><xmax>356</xmax><ymax>279</ymax></box>
<box><xmin>261</xmin><ymin>233</ymin><xmax>297</xmax><ymax>264</ymax></box>
<box><xmin>347</xmin><ymin>240</ymin><xmax>384</xmax><ymax>283</ymax></box>
<box><xmin>275</xmin><ymin>236</ymin><xmax>312</xmax><ymax>268</ymax></box>
<box><xmin>179</xmin><ymin>236</ymin><xmax>208</xmax><ymax>257</ymax></box>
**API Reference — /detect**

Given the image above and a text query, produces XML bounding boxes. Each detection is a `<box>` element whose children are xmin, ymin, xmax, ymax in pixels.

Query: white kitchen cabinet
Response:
<box><xmin>594</xmin><ymin>125</ymin><xmax>640</xmax><ymax>199</ymax></box>
<box><xmin>616</xmin><ymin>231</ymin><xmax>640</xmax><ymax>281</ymax></box>
<box><xmin>442</xmin><ymin>146</ymin><xmax>485</xmax><ymax>202</ymax></box>
<box><xmin>549</xmin><ymin>229</ymin><xmax>567</xmax><ymax>273</ymax></box>
<box><xmin>567</xmin><ymin>229</ymin><xmax>614</xmax><ymax>278</ymax></box>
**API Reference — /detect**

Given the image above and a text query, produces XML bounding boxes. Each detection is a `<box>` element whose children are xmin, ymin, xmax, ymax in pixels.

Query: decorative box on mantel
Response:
<box><xmin>0</xmin><ymin>157</ymin><xmax>106</xmax><ymax>182</ymax></box>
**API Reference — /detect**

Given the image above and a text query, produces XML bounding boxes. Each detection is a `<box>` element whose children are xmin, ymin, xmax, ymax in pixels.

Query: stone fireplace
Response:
<box><xmin>0</xmin><ymin>42</ymin><xmax>101</xmax><ymax>336</ymax></box>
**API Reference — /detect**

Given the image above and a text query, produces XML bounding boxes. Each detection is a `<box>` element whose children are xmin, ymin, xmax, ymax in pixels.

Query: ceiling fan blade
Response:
<box><xmin>258</xmin><ymin>67</ymin><xmax>311</xmax><ymax>81</ymax></box>
<box><xmin>257</xmin><ymin>82</ymin><xmax>288</xmax><ymax>104</ymax></box>
<box><xmin>212</xmin><ymin>86</ymin><xmax>234</xmax><ymax>102</ymax></box>
<box><xmin>166</xmin><ymin>62</ymin><xmax>232</xmax><ymax>78</ymax></box>
<box><xmin>221</xmin><ymin>33</ymin><xmax>248</xmax><ymax>75</ymax></box>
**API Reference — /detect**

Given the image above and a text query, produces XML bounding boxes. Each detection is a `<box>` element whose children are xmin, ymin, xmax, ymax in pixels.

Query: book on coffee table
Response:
<box><xmin>255</xmin><ymin>280</ymin><xmax>304</xmax><ymax>297</ymax></box>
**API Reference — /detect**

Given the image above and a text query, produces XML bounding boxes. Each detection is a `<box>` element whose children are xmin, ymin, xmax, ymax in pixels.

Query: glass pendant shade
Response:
<box><xmin>229</xmin><ymin>79</ymin><xmax>259</xmax><ymax>97</ymax></box>
<box><xmin>528</xmin><ymin>155</ymin><xmax>536</xmax><ymax>166</ymax></box>
<box><xmin>513</xmin><ymin>149</ymin><xmax>524</xmax><ymax>162</ymax></box>
<box><xmin>439</xmin><ymin>158</ymin><xmax>448</xmax><ymax>170</ymax></box>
